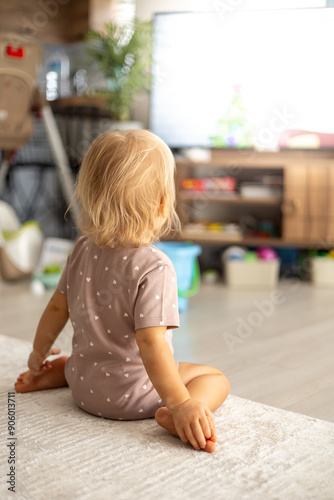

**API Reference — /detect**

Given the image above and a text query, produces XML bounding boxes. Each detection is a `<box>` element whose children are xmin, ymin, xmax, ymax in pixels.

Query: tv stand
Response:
<box><xmin>175</xmin><ymin>149</ymin><xmax>334</xmax><ymax>248</ymax></box>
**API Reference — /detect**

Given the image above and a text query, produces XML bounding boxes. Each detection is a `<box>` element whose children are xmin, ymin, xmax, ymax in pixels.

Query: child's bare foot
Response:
<box><xmin>15</xmin><ymin>356</ymin><xmax>69</xmax><ymax>393</ymax></box>
<box><xmin>155</xmin><ymin>406</ymin><xmax>217</xmax><ymax>453</ymax></box>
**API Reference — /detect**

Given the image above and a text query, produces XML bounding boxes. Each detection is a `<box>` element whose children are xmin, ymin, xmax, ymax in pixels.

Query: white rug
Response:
<box><xmin>0</xmin><ymin>334</ymin><xmax>333</xmax><ymax>500</ymax></box>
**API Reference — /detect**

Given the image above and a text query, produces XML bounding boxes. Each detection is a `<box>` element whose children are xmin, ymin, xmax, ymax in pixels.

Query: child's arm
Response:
<box><xmin>136</xmin><ymin>326</ymin><xmax>212</xmax><ymax>450</ymax></box>
<box><xmin>28</xmin><ymin>290</ymin><xmax>69</xmax><ymax>375</ymax></box>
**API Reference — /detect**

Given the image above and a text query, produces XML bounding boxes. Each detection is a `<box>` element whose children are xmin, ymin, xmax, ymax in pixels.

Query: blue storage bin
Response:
<box><xmin>154</xmin><ymin>241</ymin><xmax>202</xmax><ymax>311</ymax></box>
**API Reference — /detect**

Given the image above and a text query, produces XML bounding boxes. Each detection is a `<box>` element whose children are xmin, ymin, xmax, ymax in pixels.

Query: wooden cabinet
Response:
<box><xmin>306</xmin><ymin>164</ymin><xmax>328</xmax><ymax>241</ymax></box>
<box><xmin>282</xmin><ymin>162</ymin><xmax>331</xmax><ymax>243</ymax></box>
<box><xmin>176</xmin><ymin>150</ymin><xmax>334</xmax><ymax>248</ymax></box>
<box><xmin>282</xmin><ymin>164</ymin><xmax>307</xmax><ymax>240</ymax></box>
<box><xmin>328</xmin><ymin>165</ymin><xmax>334</xmax><ymax>242</ymax></box>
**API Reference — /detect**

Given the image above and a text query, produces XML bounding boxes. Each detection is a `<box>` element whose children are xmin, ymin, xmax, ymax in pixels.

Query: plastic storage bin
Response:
<box><xmin>223</xmin><ymin>259</ymin><xmax>280</xmax><ymax>289</ymax></box>
<box><xmin>154</xmin><ymin>241</ymin><xmax>202</xmax><ymax>311</ymax></box>
<box><xmin>311</xmin><ymin>257</ymin><xmax>334</xmax><ymax>287</ymax></box>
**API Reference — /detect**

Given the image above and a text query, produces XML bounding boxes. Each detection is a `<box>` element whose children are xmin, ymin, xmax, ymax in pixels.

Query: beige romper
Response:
<box><xmin>57</xmin><ymin>236</ymin><xmax>180</xmax><ymax>420</ymax></box>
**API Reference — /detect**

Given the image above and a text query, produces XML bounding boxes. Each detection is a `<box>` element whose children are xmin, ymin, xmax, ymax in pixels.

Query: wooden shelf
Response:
<box><xmin>51</xmin><ymin>96</ymin><xmax>108</xmax><ymax>108</ymax></box>
<box><xmin>180</xmin><ymin>229</ymin><xmax>331</xmax><ymax>248</ymax></box>
<box><xmin>181</xmin><ymin>230</ymin><xmax>270</xmax><ymax>246</ymax></box>
<box><xmin>179</xmin><ymin>192</ymin><xmax>282</xmax><ymax>206</ymax></box>
<box><xmin>175</xmin><ymin>149</ymin><xmax>334</xmax><ymax>169</ymax></box>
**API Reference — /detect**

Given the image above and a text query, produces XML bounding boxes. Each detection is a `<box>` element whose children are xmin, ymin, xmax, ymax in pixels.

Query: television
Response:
<box><xmin>150</xmin><ymin>8</ymin><xmax>334</xmax><ymax>151</ymax></box>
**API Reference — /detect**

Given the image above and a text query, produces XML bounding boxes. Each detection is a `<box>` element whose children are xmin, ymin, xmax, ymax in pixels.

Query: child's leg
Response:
<box><xmin>155</xmin><ymin>362</ymin><xmax>229</xmax><ymax>452</ymax></box>
<box><xmin>178</xmin><ymin>363</ymin><xmax>229</xmax><ymax>448</ymax></box>
<box><xmin>177</xmin><ymin>362</ymin><xmax>229</xmax><ymax>411</ymax></box>
<box><xmin>15</xmin><ymin>356</ymin><xmax>69</xmax><ymax>393</ymax></box>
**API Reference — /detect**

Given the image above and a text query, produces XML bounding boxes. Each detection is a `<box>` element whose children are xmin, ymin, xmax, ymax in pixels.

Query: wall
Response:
<box><xmin>0</xmin><ymin>0</ymin><xmax>118</xmax><ymax>44</ymax></box>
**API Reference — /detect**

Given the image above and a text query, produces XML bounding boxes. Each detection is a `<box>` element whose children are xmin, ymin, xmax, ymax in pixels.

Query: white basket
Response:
<box><xmin>224</xmin><ymin>259</ymin><xmax>280</xmax><ymax>289</ymax></box>
<box><xmin>311</xmin><ymin>258</ymin><xmax>334</xmax><ymax>287</ymax></box>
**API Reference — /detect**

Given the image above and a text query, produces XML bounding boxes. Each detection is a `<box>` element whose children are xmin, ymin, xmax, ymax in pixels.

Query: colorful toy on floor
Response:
<box><xmin>202</xmin><ymin>269</ymin><xmax>220</xmax><ymax>284</ymax></box>
<box><xmin>222</xmin><ymin>246</ymin><xmax>247</xmax><ymax>261</ymax></box>
<box><xmin>154</xmin><ymin>241</ymin><xmax>202</xmax><ymax>312</ymax></box>
<box><xmin>32</xmin><ymin>237</ymin><xmax>75</xmax><ymax>292</ymax></box>
<box><xmin>257</xmin><ymin>247</ymin><xmax>278</xmax><ymax>261</ymax></box>
<box><xmin>0</xmin><ymin>200</ymin><xmax>43</xmax><ymax>280</ymax></box>
<box><xmin>244</xmin><ymin>251</ymin><xmax>258</xmax><ymax>262</ymax></box>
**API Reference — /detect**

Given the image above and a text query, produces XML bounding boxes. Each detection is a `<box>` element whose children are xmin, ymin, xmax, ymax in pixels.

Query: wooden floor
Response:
<box><xmin>1</xmin><ymin>278</ymin><xmax>333</xmax><ymax>423</ymax></box>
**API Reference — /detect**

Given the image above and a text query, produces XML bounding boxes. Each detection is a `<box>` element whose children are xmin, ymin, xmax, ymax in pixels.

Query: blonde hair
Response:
<box><xmin>74</xmin><ymin>129</ymin><xmax>181</xmax><ymax>247</ymax></box>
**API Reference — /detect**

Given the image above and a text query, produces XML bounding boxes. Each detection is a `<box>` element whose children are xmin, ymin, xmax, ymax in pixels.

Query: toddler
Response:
<box><xmin>15</xmin><ymin>130</ymin><xmax>229</xmax><ymax>453</ymax></box>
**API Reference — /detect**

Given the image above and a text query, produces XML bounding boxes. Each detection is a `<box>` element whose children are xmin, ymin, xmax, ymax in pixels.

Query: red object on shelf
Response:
<box><xmin>181</xmin><ymin>176</ymin><xmax>236</xmax><ymax>192</ymax></box>
<box><xmin>6</xmin><ymin>45</ymin><xmax>25</xmax><ymax>58</ymax></box>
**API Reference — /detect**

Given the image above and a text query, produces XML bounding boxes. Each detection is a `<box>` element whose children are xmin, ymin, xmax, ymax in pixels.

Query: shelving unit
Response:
<box><xmin>175</xmin><ymin>149</ymin><xmax>334</xmax><ymax>248</ymax></box>
<box><xmin>180</xmin><ymin>230</ymin><xmax>332</xmax><ymax>248</ymax></box>
<box><xmin>179</xmin><ymin>192</ymin><xmax>282</xmax><ymax>206</ymax></box>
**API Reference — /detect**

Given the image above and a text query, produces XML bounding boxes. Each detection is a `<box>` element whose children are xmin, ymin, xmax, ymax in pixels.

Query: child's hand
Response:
<box><xmin>171</xmin><ymin>399</ymin><xmax>214</xmax><ymax>450</ymax></box>
<box><xmin>27</xmin><ymin>348</ymin><xmax>61</xmax><ymax>376</ymax></box>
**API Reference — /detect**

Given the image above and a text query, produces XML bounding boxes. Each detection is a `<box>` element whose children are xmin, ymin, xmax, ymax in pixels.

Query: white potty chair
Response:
<box><xmin>0</xmin><ymin>200</ymin><xmax>43</xmax><ymax>280</ymax></box>
<box><xmin>0</xmin><ymin>33</ymin><xmax>79</xmax><ymax>224</ymax></box>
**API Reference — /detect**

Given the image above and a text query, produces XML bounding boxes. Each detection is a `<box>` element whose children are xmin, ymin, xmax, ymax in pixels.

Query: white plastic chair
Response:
<box><xmin>0</xmin><ymin>33</ymin><xmax>78</xmax><ymax>222</ymax></box>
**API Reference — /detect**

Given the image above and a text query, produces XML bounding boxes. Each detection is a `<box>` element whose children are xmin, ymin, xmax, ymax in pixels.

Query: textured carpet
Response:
<box><xmin>0</xmin><ymin>334</ymin><xmax>333</xmax><ymax>500</ymax></box>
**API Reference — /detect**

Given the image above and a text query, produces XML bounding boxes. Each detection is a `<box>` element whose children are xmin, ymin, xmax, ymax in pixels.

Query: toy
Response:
<box><xmin>257</xmin><ymin>247</ymin><xmax>278</xmax><ymax>261</ymax></box>
<box><xmin>154</xmin><ymin>241</ymin><xmax>202</xmax><ymax>312</ymax></box>
<box><xmin>208</xmin><ymin>223</ymin><xmax>224</xmax><ymax>232</ymax></box>
<box><xmin>33</xmin><ymin>237</ymin><xmax>74</xmax><ymax>289</ymax></box>
<box><xmin>0</xmin><ymin>201</ymin><xmax>43</xmax><ymax>280</ymax></box>
<box><xmin>181</xmin><ymin>177</ymin><xmax>236</xmax><ymax>192</ymax></box>
<box><xmin>328</xmin><ymin>249</ymin><xmax>334</xmax><ymax>259</ymax></box>
<box><xmin>245</xmin><ymin>251</ymin><xmax>258</xmax><ymax>262</ymax></box>
<box><xmin>202</xmin><ymin>269</ymin><xmax>220</xmax><ymax>284</ymax></box>
<box><xmin>222</xmin><ymin>246</ymin><xmax>247</xmax><ymax>261</ymax></box>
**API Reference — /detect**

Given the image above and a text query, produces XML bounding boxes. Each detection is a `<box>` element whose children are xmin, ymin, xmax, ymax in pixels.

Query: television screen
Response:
<box><xmin>150</xmin><ymin>8</ymin><xmax>334</xmax><ymax>150</ymax></box>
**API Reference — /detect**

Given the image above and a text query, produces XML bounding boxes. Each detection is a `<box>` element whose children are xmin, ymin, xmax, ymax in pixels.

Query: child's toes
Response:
<box><xmin>204</xmin><ymin>439</ymin><xmax>216</xmax><ymax>453</ymax></box>
<box><xmin>208</xmin><ymin>416</ymin><xmax>217</xmax><ymax>442</ymax></box>
<box><xmin>16</xmin><ymin>370</ymin><xmax>29</xmax><ymax>382</ymax></box>
<box><xmin>15</xmin><ymin>381</ymin><xmax>28</xmax><ymax>393</ymax></box>
<box><xmin>210</xmin><ymin>431</ymin><xmax>217</xmax><ymax>443</ymax></box>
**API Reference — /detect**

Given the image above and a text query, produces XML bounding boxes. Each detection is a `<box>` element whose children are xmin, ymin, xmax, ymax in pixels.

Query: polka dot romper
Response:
<box><xmin>57</xmin><ymin>236</ymin><xmax>180</xmax><ymax>420</ymax></box>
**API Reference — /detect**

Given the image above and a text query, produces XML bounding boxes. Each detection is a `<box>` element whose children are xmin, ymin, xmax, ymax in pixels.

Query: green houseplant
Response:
<box><xmin>85</xmin><ymin>19</ymin><xmax>153</xmax><ymax>122</ymax></box>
